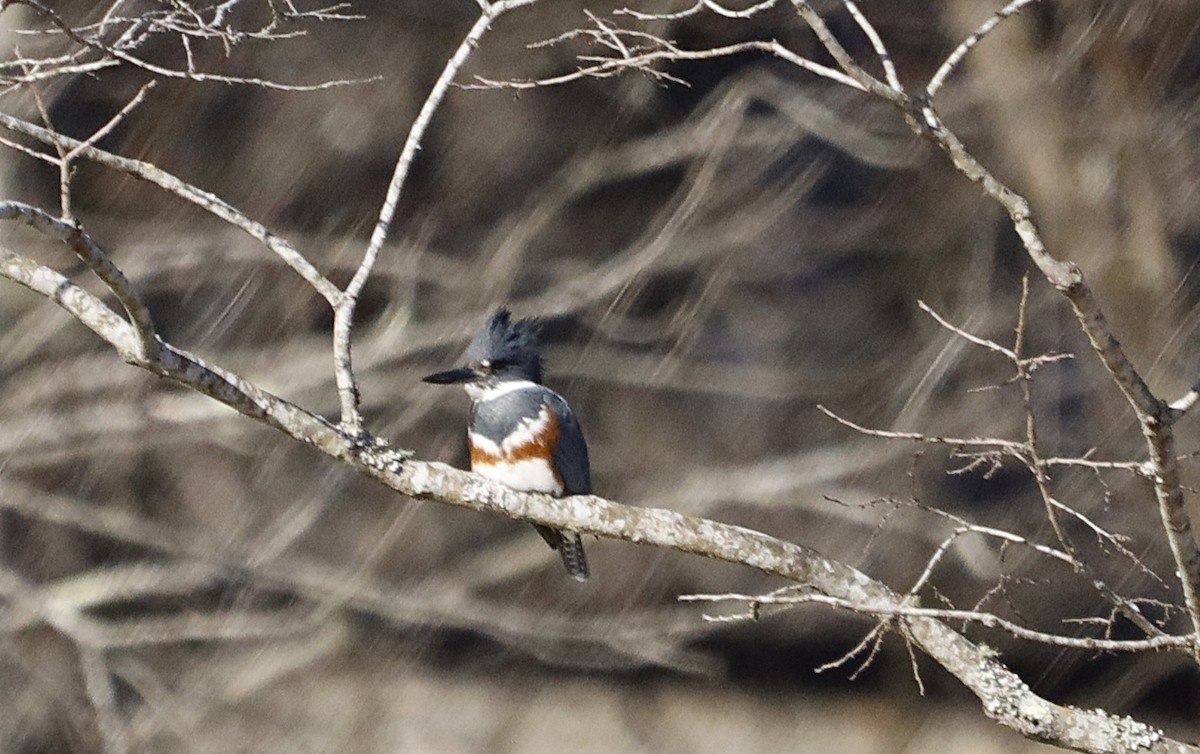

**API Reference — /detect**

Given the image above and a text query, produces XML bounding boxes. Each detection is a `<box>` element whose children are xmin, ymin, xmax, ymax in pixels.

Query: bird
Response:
<box><xmin>423</xmin><ymin>309</ymin><xmax>590</xmax><ymax>581</ymax></box>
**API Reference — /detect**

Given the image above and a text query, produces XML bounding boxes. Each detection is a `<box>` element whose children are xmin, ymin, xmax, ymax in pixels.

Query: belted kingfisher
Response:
<box><xmin>423</xmin><ymin>309</ymin><xmax>590</xmax><ymax>581</ymax></box>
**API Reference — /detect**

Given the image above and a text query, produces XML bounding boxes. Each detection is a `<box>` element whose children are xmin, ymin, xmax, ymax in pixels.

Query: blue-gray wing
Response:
<box><xmin>544</xmin><ymin>390</ymin><xmax>591</xmax><ymax>495</ymax></box>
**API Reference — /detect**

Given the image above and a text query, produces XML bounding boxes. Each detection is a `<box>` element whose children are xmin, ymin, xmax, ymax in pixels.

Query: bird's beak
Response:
<box><xmin>422</xmin><ymin>366</ymin><xmax>479</xmax><ymax>385</ymax></box>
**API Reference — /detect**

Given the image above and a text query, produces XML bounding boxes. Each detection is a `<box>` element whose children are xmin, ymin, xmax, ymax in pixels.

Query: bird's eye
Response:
<box><xmin>480</xmin><ymin>359</ymin><xmax>491</xmax><ymax>370</ymax></box>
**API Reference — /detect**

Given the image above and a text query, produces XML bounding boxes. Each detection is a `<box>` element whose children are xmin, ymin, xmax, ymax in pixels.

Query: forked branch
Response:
<box><xmin>576</xmin><ymin>0</ymin><xmax>1200</xmax><ymax>665</ymax></box>
<box><xmin>4</xmin><ymin>1</ymin><xmax>1199</xmax><ymax>751</ymax></box>
<box><xmin>1</xmin><ymin>242</ymin><xmax>1194</xmax><ymax>753</ymax></box>
<box><xmin>333</xmin><ymin>0</ymin><xmax>542</xmax><ymax>434</ymax></box>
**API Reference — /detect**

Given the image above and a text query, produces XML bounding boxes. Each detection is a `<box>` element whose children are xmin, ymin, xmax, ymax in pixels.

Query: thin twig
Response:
<box><xmin>0</xmin><ymin>112</ymin><xmax>342</xmax><ymax>304</ymax></box>
<box><xmin>840</xmin><ymin>1</ymin><xmax>900</xmax><ymax>91</ymax></box>
<box><xmin>466</xmin><ymin>38</ymin><xmax>866</xmax><ymax>93</ymax></box>
<box><xmin>616</xmin><ymin>0</ymin><xmax>780</xmax><ymax>21</ymax></box>
<box><xmin>789</xmin><ymin>1</ymin><xmax>901</xmax><ymax>103</ymax></box>
<box><xmin>680</xmin><ymin>592</ymin><xmax>1192</xmax><ymax>652</ymax></box>
<box><xmin>912</xmin><ymin>96</ymin><xmax>1200</xmax><ymax>663</ymax></box>
<box><xmin>926</xmin><ymin>0</ymin><xmax>1042</xmax><ymax>98</ymax></box>
<box><xmin>919</xmin><ymin>299</ymin><xmax>1017</xmax><ymax>360</ymax></box>
<box><xmin>0</xmin><ymin>202</ymin><xmax>157</xmax><ymax>358</ymax></box>
<box><xmin>8</xmin><ymin>0</ymin><xmax>376</xmax><ymax>92</ymax></box>
<box><xmin>17</xmin><ymin>56</ymin><xmax>76</xmax><ymax>220</ymax></box>
<box><xmin>815</xmin><ymin>621</ymin><xmax>889</xmax><ymax>674</ymax></box>
<box><xmin>333</xmin><ymin>0</ymin><xmax>542</xmax><ymax>433</ymax></box>
<box><xmin>65</xmin><ymin>80</ymin><xmax>157</xmax><ymax>162</ymax></box>
<box><xmin>817</xmin><ymin>404</ymin><xmax>1025</xmax><ymax>452</ymax></box>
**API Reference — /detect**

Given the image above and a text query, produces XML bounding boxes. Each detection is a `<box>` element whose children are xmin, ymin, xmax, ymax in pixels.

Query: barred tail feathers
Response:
<box><xmin>558</xmin><ymin>531</ymin><xmax>589</xmax><ymax>582</ymax></box>
<box><xmin>533</xmin><ymin>524</ymin><xmax>590</xmax><ymax>581</ymax></box>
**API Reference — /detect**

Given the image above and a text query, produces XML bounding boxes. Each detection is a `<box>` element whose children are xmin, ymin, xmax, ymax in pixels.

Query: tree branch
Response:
<box><xmin>0</xmin><ymin>112</ymin><xmax>342</xmax><ymax>305</ymax></box>
<box><xmin>926</xmin><ymin>0</ymin><xmax>1042</xmax><ymax>99</ymax></box>
<box><xmin>0</xmin><ymin>201</ymin><xmax>157</xmax><ymax>358</ymax></box>
<box><xmin>333</xmin><ymin>0</ymin><xmax>541</xmax><ymax>433</ymax></box>
<box><xmin>2</xmin><ymin>245</ymin><xmax>1195</xmax><ymax>753</ymax></box>
<box><xmin>911</xmin><ymin>100</ymin><xmax>1200</xmax><ymax>663</ymax></box>
<box><xmin>680</xmin><ymin>591</ymin><xmax>1191</xmax><ymax>653</ymax></box>
<box><xmin>5</xmin><ymin>3</ymin><xmax>1199</xmax><ymax>749</ymax></box>
<box><xmin>6</xmin><ymin>0</ymin><xmax>374</xmax><ymax>91</ymax></box>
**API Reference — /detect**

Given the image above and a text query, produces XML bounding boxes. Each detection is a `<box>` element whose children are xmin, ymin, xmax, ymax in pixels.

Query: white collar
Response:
<box><xmin>465</xmin><ymin>379</ymin><xmax>541</xmax><ymax>402</ymax></box>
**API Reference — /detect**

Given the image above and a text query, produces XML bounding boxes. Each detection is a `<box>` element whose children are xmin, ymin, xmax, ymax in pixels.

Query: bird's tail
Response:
<box><xmin>533</xmin><ymin>525</ymin><xmax>590</xmax><ymax>581</ymax></box>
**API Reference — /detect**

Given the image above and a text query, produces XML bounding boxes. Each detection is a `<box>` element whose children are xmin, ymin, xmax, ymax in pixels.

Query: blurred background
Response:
<box><xmin>3</xmin><ymin>0</ymin><xmax>1200</xmax><ymax>751</ymax></box>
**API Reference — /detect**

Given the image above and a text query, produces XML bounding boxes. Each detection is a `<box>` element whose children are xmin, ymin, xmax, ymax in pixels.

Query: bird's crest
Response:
<box><xmin>467</xmin><ymin>308</ymin><xmax>544</xmax><ymax>382</ymax></box>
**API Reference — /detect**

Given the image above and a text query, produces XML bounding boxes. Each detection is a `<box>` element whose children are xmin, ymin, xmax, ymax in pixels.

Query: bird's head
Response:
<box><xmin>422</xmin><ymin>308</ymin><xmax>545</xmax><ymax>397</ymax></box>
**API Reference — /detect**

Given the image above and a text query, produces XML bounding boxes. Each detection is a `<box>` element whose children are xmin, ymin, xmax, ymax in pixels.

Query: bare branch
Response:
<box><xmin>17</xmin><ymin>62</ymin><xmax>73</xmax><ymax>219</ymax></box>
<box><xmin>0</xmin><ymin>112</ymin><xmax>342</xmax><ymax>304</ymax></box>
<box><xmin>911</xmin><ymin>98</ymin><xmax>1200</xmax><ymax>663</ymax></box>
<box><xmin>787</xmin><ymin>1</ymin><xmax>901</xmax><ymax>103</ymax></box>
<box><xmin>841</xmin><ymin>1</ymin><xmax>900</xmax><ymax>91</ymax></box>
<box><xmin>5</xmin><ymin>3</ymin><xmax>1200</xmax><ymax>749</ymax></box>
<box><xmin>902</xmin><ymin>632</ymin><xmax>926</xmax><ymax>696</ymax></box>
<box><xmin>679</xmin><ymin>592</ymin><xmax>1193</xmax><ymax>653</ymax></box>
<box><xmin>829</xmin><ymin>282</ymin><xmax>1169</xmax><ymax>638</ymax></box>
<box><xmin>817</xmin><ymin>404</ymin><xmax>1025</xmax><ymax>452</ymax></box>
<box><xmin>24</xmin><ymin>76</ymin><xmax>156</xmax><ymax>222</ymax></box>
<box><xmin>616</xmin><ymin>0</ymin><xmax>780</xmax><ymax>21</ymax></box>
<box><xmin>334</xmin><ymin>0</ymin><xmax>540</xmax><ymax>433</ymax></box>
<box><xmin>7</xmin><ymin>241</ymin><xmax>1198</xmax><ymax>751</ymax></box>
<box><xmin>926</xmin><ymin>0</ymin><xmax>1043</xmax><ymax>99</ymax></box>
<box><xmin>64</xmin><ymin>80</ymin><xmax>157</xmax><ymax>162</ymax></box>
<box><xmin>0</xmin><ymin>204</ymin><xmax>157</xmax><ymax>358</ymax></box>
<box><xmin>0</xmin><ymin>247</ymin><xmax>341</xmax><ymax>444</ymax></box>
<box><xmin>919</xmin><ymin>299</ymin><xmax>1017</xmax><ymax>360</ymax></box>
<box><xmin>0</xmin><ymin>247</ymin><xmax>142</xmax><ymax>355</ymax></box>
<box><xmin>6</xmin><ymin>0</ymin><xmax>376</xmax><ymax>91</ymax></box>
<box><xmin>0</xmin><ymin>133</ymin><xmax>58</xmax><ymax>163</ymax></box>
<box><xmin>1041</xmin><ymin>456</ymin><xmax>1147</xmax><ymax>474</ymax></box>
<box><xmin>875</xmin><ymin>495</ymin><xmax>1167</xmax><ymax>641</ymax></box>
<box><xmin>815</xmin><ymin>621</ymin><xmax>888</xmax><ymax>674</ymax></box>
<box><xmin>466</xmin><ymin>38</ymin><xmax>866</xmax><ymax>92</ymax></box>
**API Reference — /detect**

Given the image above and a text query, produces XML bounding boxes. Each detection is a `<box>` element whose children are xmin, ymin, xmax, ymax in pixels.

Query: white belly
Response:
<box><xmin>473</xmin><ymin>457</ymin><xmax>563</xmax><ymax>495</ymax></box>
